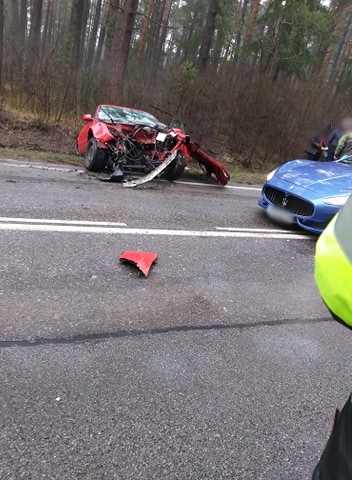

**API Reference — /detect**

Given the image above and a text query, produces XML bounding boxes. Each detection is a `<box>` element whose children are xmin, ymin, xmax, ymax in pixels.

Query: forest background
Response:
<box><xmin>0</xmin><ymin>0</ymin><xmax>352</xmax><ymax>172</ymax></box>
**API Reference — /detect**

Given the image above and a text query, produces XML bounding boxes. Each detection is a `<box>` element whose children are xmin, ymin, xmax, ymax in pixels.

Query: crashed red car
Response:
<box><xmin>76</xmin><ymin>104</ymin><xmax>230</xmax><ymax>186</ymax></box>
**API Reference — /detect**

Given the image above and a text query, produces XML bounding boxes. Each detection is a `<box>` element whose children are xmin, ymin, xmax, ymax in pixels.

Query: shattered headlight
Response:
<box><xmin>323</xmin><ymin>195</ymin><xmax>350</xmax><ymax>206</ymax></box>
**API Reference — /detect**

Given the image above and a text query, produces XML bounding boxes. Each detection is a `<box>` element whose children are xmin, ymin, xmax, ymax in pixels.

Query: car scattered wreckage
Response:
<box><xmin>119</xmin><ymin>251</ymin><xmax>158</xmax><ymax>277</ymax></box>
<box><xmin>77</xmin><ymin>104</ymin><xmax>230</xmax><ymax>187</ymax></box>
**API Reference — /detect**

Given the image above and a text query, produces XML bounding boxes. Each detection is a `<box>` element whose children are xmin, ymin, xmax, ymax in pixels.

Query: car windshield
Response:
<box><xmin>97</xmin><ymin>105</ymin><xmax>159</xmax><ymax>127</ymax></box>
<box><xmin>337</xmin><ymin>155</ymin><xmax>352</xmax><ymax>165</ymax></box>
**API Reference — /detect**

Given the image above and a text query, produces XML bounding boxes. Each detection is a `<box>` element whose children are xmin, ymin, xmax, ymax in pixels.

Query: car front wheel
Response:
<box><xmin>84</xmin><ymin>138</ymin><xmax>108</xmax><ymax>172</ymax></box>
<box><xmin>163</xmin><ymin>151</ymin><xmax>186</xmax><ymax>181</ymax></box>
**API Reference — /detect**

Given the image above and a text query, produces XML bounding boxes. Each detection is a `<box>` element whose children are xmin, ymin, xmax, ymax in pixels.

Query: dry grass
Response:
<box><xmin>0</xmin><ymin>147</ymin><xmax>82</xmax><ymax>166</ymax></box>
<box><xmin>231</xmin><ymin>167</ymin><xmax>266</xmax><ymax>185</ymax></box>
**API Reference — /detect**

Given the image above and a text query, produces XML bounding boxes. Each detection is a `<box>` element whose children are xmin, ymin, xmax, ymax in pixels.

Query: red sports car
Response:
<box><xmin>76</xmin><ymin>104</ymin><xmax>230</xmax><ymax>186</ymax></box>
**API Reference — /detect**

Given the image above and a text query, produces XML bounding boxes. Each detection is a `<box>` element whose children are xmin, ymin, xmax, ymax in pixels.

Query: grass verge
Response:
<box><xmin>232</xmin><ymin>169</ymin><xmax>266</xmax><ymax>185</ymax></box>
<box><xmin>0</xmin><ymin>147</ymin><xmax>82</xmax><ymax>167</ymax></box>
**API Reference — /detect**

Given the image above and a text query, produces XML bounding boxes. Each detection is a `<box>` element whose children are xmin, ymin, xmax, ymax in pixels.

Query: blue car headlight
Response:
<box><xmin>266</xmin><ymin>168</ymin><xmax>277</xmax><ymax>181</ymax></box>
<box><xmin>323</xmin><ymin>195</ymin><xmax>350</xmax><ymax>206</ymax></box>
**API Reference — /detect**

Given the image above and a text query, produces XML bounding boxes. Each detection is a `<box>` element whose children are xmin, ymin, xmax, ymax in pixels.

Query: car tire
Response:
<box><xmin>163</xmin><ymin>151</ymin><xmax>186</xmax><ymax>181</ymax></box>
<box><xmin>84</xmin><ymin>138</ymin><xmax>108</xmax><ymax>172</ymax></box>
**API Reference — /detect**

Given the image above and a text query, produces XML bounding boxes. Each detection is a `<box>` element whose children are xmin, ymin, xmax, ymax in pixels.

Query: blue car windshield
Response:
<box><xmin>338</xmin><ymin>155</ymin><xmax>352</xmax><ymax>165</ymax></box>
<box><xmin>97</xmin><ymin>105</ymin><xmax>159</xmax><ymax>127</ymax></box>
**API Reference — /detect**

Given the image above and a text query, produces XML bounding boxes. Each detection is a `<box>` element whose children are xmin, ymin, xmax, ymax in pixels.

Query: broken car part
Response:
<box><xmin>119</xmin><ymin>251</ymin><xmax>158</xmax><ymax>277</ymax></box>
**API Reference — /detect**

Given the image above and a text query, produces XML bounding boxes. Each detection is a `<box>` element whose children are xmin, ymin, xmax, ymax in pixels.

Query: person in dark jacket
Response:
<box><xmin>304</xmin><ymin>121</ymin><xmax>332</xmax><ymax>161</ymax></box>
<box><xmin>326</xmin><ymin>125</ymin><xmax>342</xmax><ymax>161</ymax></box>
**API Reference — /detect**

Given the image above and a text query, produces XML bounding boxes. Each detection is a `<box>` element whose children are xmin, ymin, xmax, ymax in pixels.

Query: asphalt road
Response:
<box><xmin>0</xmin><ymin>159</ymin><xmax>350</xmax><ymax>479</ymax></box>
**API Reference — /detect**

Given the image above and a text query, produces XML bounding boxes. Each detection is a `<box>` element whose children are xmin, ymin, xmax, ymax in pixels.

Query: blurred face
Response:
<box><xmin>320</xmin><ymin>123</ymin><xmax>331</xmax><ymax>135</ymax></box>
<box><xmin>341</xmin><ymin>118</ymin><xmax>352</xmax><ymax>132</ymax></box>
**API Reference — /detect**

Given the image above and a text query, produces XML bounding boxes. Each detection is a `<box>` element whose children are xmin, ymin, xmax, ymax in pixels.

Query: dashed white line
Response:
<box><xmin>215</xmin><ymin>226</ymin><xmax>303</xmax><ymax>234</ymax></box>
<box><xmin>0</xmin><ymin>161</ymin><xmax>84</xmax><ymax>173</ymax></box>
<box><xmin>0</xmin><ymin>217</ymin><xmax>127</xmax><ymax>227</ymax></box>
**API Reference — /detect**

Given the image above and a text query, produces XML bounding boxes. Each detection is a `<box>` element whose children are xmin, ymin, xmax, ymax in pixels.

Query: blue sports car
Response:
<box><xmin>258</xmin><ymin>156</ymin><xmax>352</xmax><ymax>234</ymax></box>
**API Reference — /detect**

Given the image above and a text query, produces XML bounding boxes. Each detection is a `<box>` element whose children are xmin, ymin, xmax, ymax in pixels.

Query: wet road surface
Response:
<box><xmin>0</xmin><ymin>159</ymin><xmax>349</xmax><ymax>479</ymax></box>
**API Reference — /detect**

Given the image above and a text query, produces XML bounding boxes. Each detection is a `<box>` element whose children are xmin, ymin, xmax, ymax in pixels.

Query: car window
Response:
<box><xmin>97</xmin><ymin>105</ymin><xmax>159</xmax><ymax>127</ymax></box>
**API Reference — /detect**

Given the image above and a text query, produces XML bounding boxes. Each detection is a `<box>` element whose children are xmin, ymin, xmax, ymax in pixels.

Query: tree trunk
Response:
<box><xmin>55</xmin><ymin>0</ymin><xmax>71</xmax><ymax>42</ymax></box>
<box><xmin>181</xmin><ymin>8</ymin><xmax>197</xmax><ymax>62</ymax></box>
<box><xmin>95</xmin><ymin>0</ymin><xmax>110</xmax><ymax>65</ymax></box>
<box><xmin>28</xmin><ymin>0</ymin><xmax>43</xmax><ymax>59</ymax></box>
<box><xmin>86</xmin><ymin>0</ymin><xmax>103</xmax><ymax>67</ymax></box>
<box><xmin>69</xmin><ymin>0</ymin><xmax>87</xmax><ymax>70</ymax></box>
<box><xmin>143</xmin><ymin>0</ymin><xmax>164</xmax><ymax>69</ymax></box>
<box><xmin>234</xmin><ymin>0</ymin><xmax>249</xmax><ymax>53</ymax></box>
<box><xmin>157</xmin><ymin>0</ymin><xmax>173</xmax><ymax>64</ymax></box>
<box><xmin>25</xmin><ymin>0</ymin><xmax>43</xmax><ymax>96</ymax></box>
<box><xmin>137</xmin><ymin>0</ymin><xmax>156</xmax><ymax>59</ymax></box>
<box><xmin>66</xmin><ymin>0</ymin><xmax>86</xmax><ymax>111</ymax></box>
<box><xmin>0</xmin><ymin>0</ymin><xmax>3</xmax><ymax>91</ymax></box>
<box><xmin>316</xmin><ymin>1</ymin><xmax>345</xmax><ymax>76</ymax></box>
<box><xmin>42</xmin><ymin>0</ymin><xmax>54</xmax><ymax>53</ymax></box>
<box><xmin>244</xmin><ymin>0</ymin><xmax>260</xmax><ymax>45</ymax></box>
<box><xmin>330</xmin><ymin>7</ymin><xmax>352</xmax><ymax>80</ymax></box>
<box><xmin>104</xmin><ymin>0</ymin><xmax>120</xmax><ymax>66</ymax></box>
<box><xmin>19</xmin><ymin>0</ymin><xmax>27</xmax><ymax>55</ymax></box>
<box><xmin>198</xmin><ymin>0</ymin><xmax>220</xmax><ymax>72</ymax></box>
<box><xmin>18</xmin><ymin>0</ymin><xmax>28</xmax><ymax>99</ymax></box>
<box><xmin>148</xmin><ymin>0</ymin><xmax>166</xmax><ymax>72</ymax></box>
<box><xmin>7</xmin><ymin>1</ymin><xmax>20</xmax><ymax>84</ymax></box>
<box><xmin>336</xmin><ymin>33</ymin><xmax>352</xmax><ymax>90</ymax></box>
<box><xmin>79</xmin><ymin>0</ymin><xmax>91</xmax><ymax>67</ymax></box>
<box><xmin>109</xmin><ymin>0</ymin><xmax>139</xmax><ymax>103</ymax></box>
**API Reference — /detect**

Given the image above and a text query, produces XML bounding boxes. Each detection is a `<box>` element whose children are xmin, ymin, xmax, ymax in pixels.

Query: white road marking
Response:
<box><xmin>216</xmin><ymin>226</ymin><xmax>303</xmax><ymax>234</ymax></box>
<box><xmin>174</xmin><ymin>180</ymin><xmax>261</xmax><ymax>191</ymax></box>
<box><xmin>0</xmin><ymin>222</ymin><xmax>314</xmax><ymax>240</ymax></box>
<box><xmin>0</xmin><ymin>217</ymin><xmax>127</xmax><ymax>227</ymax></box>
<box><xmin>0</xmin><ymin>161</ymin><xmax>84</xmax><ymax>173</ymax></box>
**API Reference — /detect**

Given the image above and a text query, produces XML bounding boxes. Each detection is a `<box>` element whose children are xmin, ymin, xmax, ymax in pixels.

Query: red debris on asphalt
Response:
<box><xmin>119</xmin><ymin>251</ymin><xmax>158</xmax><ymax>277</ymax></box>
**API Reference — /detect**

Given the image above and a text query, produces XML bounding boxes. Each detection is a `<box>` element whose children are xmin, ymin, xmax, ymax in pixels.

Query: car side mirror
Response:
<box><xmin>169</xmin><ymin>119</ymin><xmax>186</xmax><ymax>134</ymax></box>
<box><xmin>82</xmin><ymin>114</ymin><xmax>93</xmax><ymax>122</ymax></box>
